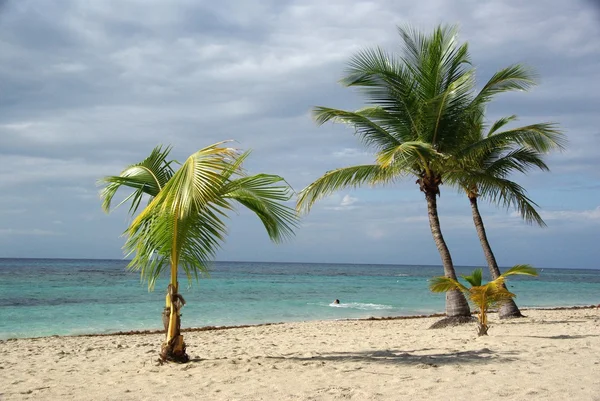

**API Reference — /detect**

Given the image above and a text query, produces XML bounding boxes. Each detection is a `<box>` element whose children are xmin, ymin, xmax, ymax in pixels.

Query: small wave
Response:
<box><xmin>329</xmin><ymin>302</ymin><xmax>393</xmax><ymax>310</ymax></box>
<box><xmin>395</xmin><ymin>274</ymin><xmax>409</xmax><ymax>277</ymax></box>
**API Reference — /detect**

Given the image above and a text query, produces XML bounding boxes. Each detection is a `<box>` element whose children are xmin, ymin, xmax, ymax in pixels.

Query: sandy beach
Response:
<box><xmin>1</xmin><ymin>307</ymin><xmax>599</xmax><ymax>400</ymax></box>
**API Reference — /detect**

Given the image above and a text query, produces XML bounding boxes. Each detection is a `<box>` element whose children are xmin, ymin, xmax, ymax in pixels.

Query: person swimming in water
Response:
<box><xmin>333</xmin><ymin>299</ymin><xmax>340</xmax><ymax>304</ymax></box>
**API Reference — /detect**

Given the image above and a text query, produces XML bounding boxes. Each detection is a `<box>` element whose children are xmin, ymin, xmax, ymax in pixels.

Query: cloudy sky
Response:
<box><xmin>1</xmin><ymin>0</ymin><xmax>599</xmax><ymax>269</ymax></box>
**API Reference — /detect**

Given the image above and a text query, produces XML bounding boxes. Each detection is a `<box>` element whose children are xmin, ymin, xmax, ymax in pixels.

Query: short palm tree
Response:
<box><xmin>297</xmin><ymin>25</ymin><xmax>539</xmax><ymax>324</ymax></box>
<box><xmin>99</xmin><ymin>142</ymin><xmax>297</xmax><ymax>362</ymax></box>
<box><xmin>430</xmin><ymin>265</ymin><xmax>538</xmax><ymax>335</ymax></box>
<box><xmin>446</xmin><ymin>112</ymin><xmax>564</xmax><ymax>318</ymax></box>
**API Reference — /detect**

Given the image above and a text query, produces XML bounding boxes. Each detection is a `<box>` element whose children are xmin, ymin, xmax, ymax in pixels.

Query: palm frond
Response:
<box><xmin>313</xmin><ymin>106</ymin><xmax>402</xmax><ymax>151</ymax></box>
<box><xmin>500</xmin><ymin>264</ymin><xmax>538</xmax><ymax>278</ymax></box>
<box><xmin>296</xmin><ymin>164</ymin><xmax>398</xmax><ymax>214</ymax></box>
<box><xmin>465</xmin><ymin>174</ymin><xmax>544</xmax><ymax>226</ymax></box>
<box><xmin>492</xmin><ymin>123</ymin><xmax>566</xmax><ymax>153</ymax></box>
<box><xmin>376</xmin><ymin>141</ymin><xmax>441</xmax><ymax>169</ymax></box>
<box><xmin>98</xmin><ymin>145</ymin><xmax>175</xmax><ymax>215</ymax></box>
<box><xmin>222</xmin><ymin>174</ymin><xmax>298</xmax><ymax>243</ymax></box>
<box><xmin>124</xmin><ymin>202</ymin><xmax>226</xmax><ymax>289</ymax></box>
<box><xmin>488</xmin><ymin>115</ymin><xmax>518</xmax><ymax>136</ymax></box>
<box><xmin>430</xmin><ymin>68</ymin><xmax>476</xmax><ymax>147</ymax></box>
<box><xmin>429</xmin><ymin>276</ymin><xmax>469</xmax><ymax>293</ymax></box>
<box><xmin>454</xmin><ymin>122</ymin><xmax>565</xmax><ymax>162</ymax></box>
<box><xmin>473</xmin><ymin>64</ymin><xmax>537</xmax><ymax>105</ymax></box>
<box><xmin>461</xmin><ymin>268</ymin><xmax>483</xmax><ymax>287</ymax></box>
<box><xmin>469</xmin><ymin>285</ymin><xmax>515</xmax><ymax>307</ymax></box>
<box><xmin>475</xmin><ymin>176</ymin><xmax>545</xmax><ymax>226</ymax></box>
<box><xmin>485</xmin><ymin>148</ymin><xmax>550</xmax><ymax>175</ymax></box>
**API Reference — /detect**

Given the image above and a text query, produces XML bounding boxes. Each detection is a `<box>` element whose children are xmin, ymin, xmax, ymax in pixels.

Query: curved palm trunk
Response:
<box><xmin>160</xmin><ymin>214</ymin><xmax>189</xmax><ymax>363</ymax></box>
<box><xmin>475</xmin><ymin>295</ymin><xmax>490</xmax><ymax>336</ymax></box>
<box><xmin>160</xmin><ymin>283</ymin><xmax>187</xmax><ymax>362</ymax></box>
<box><xmin>469</xmin><ymin>195</ymin><xmax>523</xmax><ymax>319</ymax></box>
<box><xmin>424</xmin><ymin>188</ymin><xmax>471</xmax><ymax>318</ymax></box>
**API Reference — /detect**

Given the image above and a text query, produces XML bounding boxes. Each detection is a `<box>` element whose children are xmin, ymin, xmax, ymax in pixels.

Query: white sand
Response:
<box><xmin>1</xmin><ymin>308</ymin><xmax>599</xmax><ymax>400</ymax></box>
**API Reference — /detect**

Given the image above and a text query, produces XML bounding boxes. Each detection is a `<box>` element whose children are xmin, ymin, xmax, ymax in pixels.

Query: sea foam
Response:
<box><xmin>329</xmin><ymin>302</ymin><xmax>393</xmax><ymax>310</ymax></box>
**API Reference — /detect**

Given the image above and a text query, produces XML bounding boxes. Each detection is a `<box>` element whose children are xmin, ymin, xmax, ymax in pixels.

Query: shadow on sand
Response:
<box><xmin>520</xmin><ymin>334</ymin><xmax>600</xmax><ymax>340</ymax></box>
<box><xmin>501</xmin><ymin>319</ymin><xmax>589</xmax><ymax>325</ymax></box>
<box><xmin>258</xmin><ymin>347</ymin><xmax>519</xmax><ymax>367</ymax></box>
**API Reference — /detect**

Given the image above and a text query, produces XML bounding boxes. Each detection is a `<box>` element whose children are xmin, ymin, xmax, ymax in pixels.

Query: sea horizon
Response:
<box><xmin>1</xmin><ymin>256</ymin><xmax>598</xmax><ymax>271</ymax></box>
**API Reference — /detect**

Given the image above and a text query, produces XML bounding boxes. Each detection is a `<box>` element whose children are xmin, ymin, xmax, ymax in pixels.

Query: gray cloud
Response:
<box><xmin>0</xmin><ymin>0</ymin><xmax>598</xmax><ymax>269</ymax></box>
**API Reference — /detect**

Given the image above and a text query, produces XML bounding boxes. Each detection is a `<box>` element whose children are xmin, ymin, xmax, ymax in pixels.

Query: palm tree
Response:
<box><xmin>430</xmin><ymin>265</ymin><xmax>538</xmax><ymax>335</ymax></box>
<box><xmin>297</xmin><ymin>25</ymin><xmax>539</xmax><ymax>324</ymax></box>
<box><xmin>99</xmin><ymin>142</ymin><xmax>297</xmax><ymax>362</ymax></box>
<box><xmin>446</xmin><ymin>114</ymin><xmax>564</xmax><ymax>319</ymax></box>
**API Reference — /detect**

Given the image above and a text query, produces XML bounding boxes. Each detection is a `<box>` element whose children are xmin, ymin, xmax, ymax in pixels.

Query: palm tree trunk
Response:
<box><xmin>160</xmin><ymin>283</ymin><xmax>188</xmax><ymax>362</ymax></box>
<box><xmin>424</xmin><ymin>189</ymin><xmax>471</xmax><ymax>318</ymax></box>
<box><xmin>160</xmin><ymin>221</ymin><xmax>189</xmax><ymax>363</ymax></box>
<box><xmin>469</xmin><ymin>195</ymin><xmax>523</xmax><ymax>319</ymax></box>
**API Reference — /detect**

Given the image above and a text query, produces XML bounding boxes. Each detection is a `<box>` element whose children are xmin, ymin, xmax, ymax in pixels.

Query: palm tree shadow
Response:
<box><xmin>502</xmin><ymin>320</ymin><xmax>589</xmax><ymax>325</ymax></box>
<box><xmin>265</xmin><ymin>347</ymin><xmax>518</xmax><ymax>367</ymax></box>
<box><xmin>521</xmin><ymin>334</ymin><xmax>599</xmax><ymax>340</ymax></box>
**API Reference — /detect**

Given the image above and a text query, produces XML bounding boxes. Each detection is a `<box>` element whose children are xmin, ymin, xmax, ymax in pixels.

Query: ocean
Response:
<box><xmin>0</xmin><ymin>258</ymin><xmax>598</xmax><ymax>340</ymax></box>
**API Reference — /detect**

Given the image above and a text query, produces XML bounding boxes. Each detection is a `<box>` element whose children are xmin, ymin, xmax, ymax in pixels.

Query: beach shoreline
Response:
<box><xmin>2</xmin><ymin>307</ymin><xmax>599</xmax><ymax>400</ymax></box>
<box><xmin>3</xmin><ymin>304</ymin><xmax>597</xmax><ymax>341</ymax></box>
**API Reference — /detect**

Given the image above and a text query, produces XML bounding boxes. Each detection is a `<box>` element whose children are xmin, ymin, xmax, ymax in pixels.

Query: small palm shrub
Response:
<box><xmin>430</xmin><ymin>265</ymin><xmax>538</xmax><ymax>335</ymax></box>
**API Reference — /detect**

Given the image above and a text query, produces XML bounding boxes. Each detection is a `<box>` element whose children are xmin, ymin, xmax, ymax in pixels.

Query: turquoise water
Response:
<box><xmin>0</xmin><ymin>258</ymin><xmax>598</xmax><ymax>340</ymax></box>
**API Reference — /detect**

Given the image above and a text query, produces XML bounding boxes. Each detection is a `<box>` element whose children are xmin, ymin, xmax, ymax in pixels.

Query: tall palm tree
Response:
<box><xmin>297</xmin><ymin>25</ymin><xmax>540</xmax><ymax>324</ymax></box>
<box><xmin>446</xmin><ymin>114</ymin><xmax>564</xmax><ymax>318</ymax></box>
<box><xmin>99</xmin><ymin>142</ymin><xmax>297</xmax><ymax>362</ymax></box>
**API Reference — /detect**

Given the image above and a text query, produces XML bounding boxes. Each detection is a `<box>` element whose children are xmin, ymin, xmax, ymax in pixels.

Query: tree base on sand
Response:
<box><xmin>498</xmin><ymin>301</ymin><xmax>525</xmax><ymax>319</ymax></box>
<box><xmin>477</xmin><ymin>322</ymin><xmax>489</xmax><ymax>336</ymax></box>
<box><xmin>160</xmin><ymin>335</ymin><xmax>189</xmax><ymax>363</ymax></box>
<box><xmin>429</xmin><ymin>315</ymin><xmax>476</xmax><ymax>329</ymax></box>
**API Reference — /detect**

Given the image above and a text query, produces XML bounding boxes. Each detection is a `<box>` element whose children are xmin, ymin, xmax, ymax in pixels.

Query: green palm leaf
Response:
<box><xmin>500</xmin><ymin>264</ymin><xmax>538</xmax><ymax>278</ymax></box>
<box><xmin>461</xmin><ymin>268</ymin><xmax>483</xmax><ymax>287</ymax></box>
<box><xmin>429</xmin><ymin>276</ymin><xmax>469</xmax><ymax>294</ymax></box>
<box><xmin>222</xmin><ymin>174</ymin><xmax>298</xmax><ymax>243</ymax></box>
<box><xmin>473</xmin><ymin>64</ymin><xmax>537</xmax><ymax>105</ymax></box>
<box><xmin>297</xmin><ymin>164</ymin><xmax>399</xmax><ymax>214</ymax></box>
<box><xmin>444</xmin><ymin>109</ymin><xmax>565</xmax><ymax>229</ymax></box>
<box><xmin>313</xmin><ymin>107</ymin><xmax>402</xmax><ymax>151</ymax></box>
<box><xmin>376</xmin><ymin>141</ymin><xmax>441</xmax><ymax>169</ymax></box>
<box><xmin>98</xmin><ymin>145</ymin><xmax>176</xmax><ymax>215</ymax></box>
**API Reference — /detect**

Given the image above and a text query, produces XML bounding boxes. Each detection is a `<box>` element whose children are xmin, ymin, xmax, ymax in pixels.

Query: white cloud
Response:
<box><xmin>1</xmin><ymin>122</ymin><xmax>37</xmax><ymax>131</ymax></box>
<box><xmin>0</xmin><ymin>155</ymin><xmax>120</xmax><ymax>188</ymax></box>
<box><xmin>538</xmin><ymin>207</ymin><xmax>600</xmax><ymax>222</ymax></box>
<box><xmin>0</xmin><ymin>228</ymin><xmax>63</xmax><ymax>236</ymax></box>
<box><xmin>340</xmin><ymin>194</ymin><xmax>357</xmax><ymax>207</ymax></box>
<box><xmin>323</xmin><ymin>194</ymin><xmax>359</xmax><ymax>211</ymax></box>
<box><xmin>332</xmin><ymin>148</ymin><xmax>371</xmax><ymax>159</ymax></box>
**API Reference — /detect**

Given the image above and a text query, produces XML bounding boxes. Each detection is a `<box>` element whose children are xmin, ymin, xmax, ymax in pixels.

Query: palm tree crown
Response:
<box><xmin>100</xmin><ymin>142</ymin><xmax>297</xmax><ymax>289</ymax></box>
<box><xmin>446</xmin><ymin>112</ymin><xmax>565</xmax><ymax>225</ymax></box>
